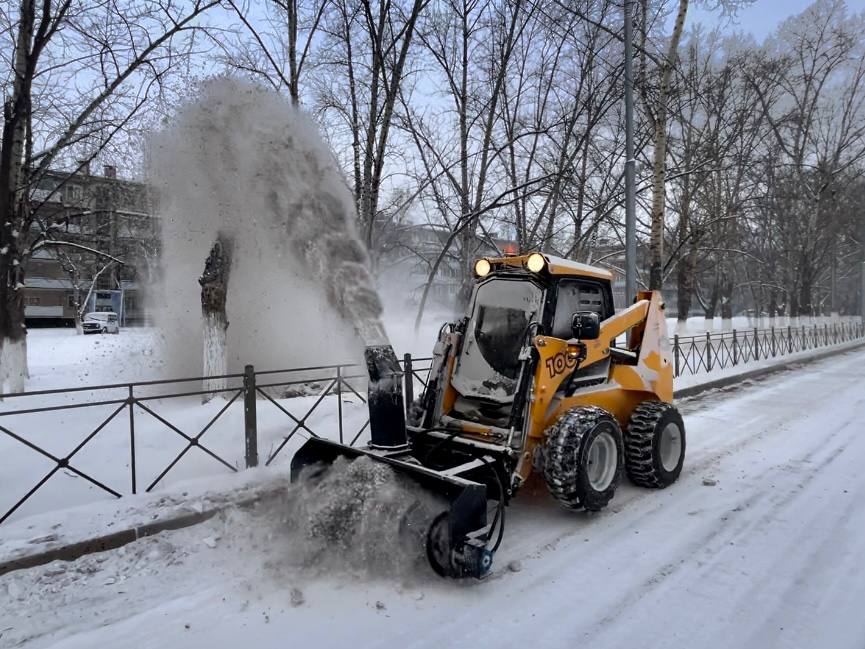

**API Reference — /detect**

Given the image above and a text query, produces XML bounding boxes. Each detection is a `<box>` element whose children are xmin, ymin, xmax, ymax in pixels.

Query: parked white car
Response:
<box><xmin>82</xmin><ymin>312</ymin><xmax>120</xmax><ymax>334</ymax></box>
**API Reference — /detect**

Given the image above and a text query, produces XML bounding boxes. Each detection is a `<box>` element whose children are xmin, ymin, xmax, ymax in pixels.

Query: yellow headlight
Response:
<box><xmin>526</xmin><ymin>252</ymin><xmax>546</xmax><ymax>273</ymax></box>
<box><xmin>474</xmin><ymin>258</ymin><xmax>491</xmax><ymax>277</ymax></box>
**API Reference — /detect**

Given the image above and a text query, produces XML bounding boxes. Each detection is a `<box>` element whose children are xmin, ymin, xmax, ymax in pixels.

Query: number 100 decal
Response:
<box><xmin>545</xmin><ymin>351</ymin><xmax>577</xmax><ymax>378</ymax></box>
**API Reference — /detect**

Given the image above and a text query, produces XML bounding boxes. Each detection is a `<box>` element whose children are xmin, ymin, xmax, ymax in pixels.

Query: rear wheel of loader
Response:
<box><xmin>624</xmin><ymin>401</ymin><xmax>686</xmax><ymax>488</ymax></box>
<box><xmin>543</xmin><ymin>406</ymin><xmax>623</xmax><ymax>512</ymax></box>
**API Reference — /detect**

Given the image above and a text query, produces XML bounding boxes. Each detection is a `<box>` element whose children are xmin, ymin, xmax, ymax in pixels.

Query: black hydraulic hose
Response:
<box><xmin>415</xmin><ymin>428</ymin><xmax>507</xmax><ymax>553</ymax></box>
<box><xmin>478</xmin><ymin>455</ymin><xmax>506</xmax><ymax>552</ymax></box>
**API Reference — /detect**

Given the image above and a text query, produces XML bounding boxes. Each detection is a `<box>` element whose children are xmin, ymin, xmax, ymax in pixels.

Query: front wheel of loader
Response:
<box><xmin>543</xmin><ymin>406</ymin><xmax>624</xmax><ymax>512</ymax></box>
<box><xmin>624</xmin><ymin>401</ymin><xmax>686</xmax><ymax>488</ymax></box>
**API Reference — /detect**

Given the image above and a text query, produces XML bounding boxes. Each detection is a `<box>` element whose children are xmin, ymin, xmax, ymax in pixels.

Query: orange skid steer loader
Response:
<box><xmin>291</xmin><ymin>252</ymin><xmax>685</xmax><ymax>578</ymax></box>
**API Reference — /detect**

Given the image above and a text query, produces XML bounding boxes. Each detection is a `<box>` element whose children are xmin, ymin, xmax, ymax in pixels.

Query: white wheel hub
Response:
<box><xmin>586</xmin><ymin>431</ymin><xmax>617</xmax><ymax>491</ymax></box>
<box><xmin>659</xmin><ymin>422</ymin><xmax>683</xmax><ymax>472</ymax></box>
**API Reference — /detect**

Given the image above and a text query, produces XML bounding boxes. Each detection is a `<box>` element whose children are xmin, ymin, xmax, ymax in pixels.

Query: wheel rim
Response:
<box><xmin>425</xmin><ymin>513</ymin><xmax>452</xmax><ymax>577</ymax></box>
<box><xmin>586</xmin><ymin>430</ymin><xmax>617</xmax><ymax>491</ymax></box>
<box><xmin>659</xmin><ymin>422</ymin><xmax>682</xmax><ymax>472</ymax></box>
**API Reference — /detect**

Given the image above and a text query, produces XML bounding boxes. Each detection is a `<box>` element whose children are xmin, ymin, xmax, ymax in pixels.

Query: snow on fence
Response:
<box><xmin>672</xmin><ymin>320</ymin><xmax>865</xmax><ymax>376</ymax></box>
<box><xmin>0</xmin><ymin>321</ymin><xmax>863</xmax><ymax>526</ymax></box>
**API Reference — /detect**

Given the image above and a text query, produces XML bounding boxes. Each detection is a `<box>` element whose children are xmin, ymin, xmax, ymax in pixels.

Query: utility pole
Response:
<box><xmin>624</xmin><ymin>0</ymin><xmax>637</xmax><ymax>304</ymax></box>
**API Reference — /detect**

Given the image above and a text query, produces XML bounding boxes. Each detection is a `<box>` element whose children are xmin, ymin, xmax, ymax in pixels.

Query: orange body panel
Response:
<box><xmin>511</xmin><ymin>290</ymin><xmax>673</xmax><ymax>480</ymax></box>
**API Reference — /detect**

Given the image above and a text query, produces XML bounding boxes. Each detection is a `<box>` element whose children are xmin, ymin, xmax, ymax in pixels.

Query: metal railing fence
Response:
<box><xmin>0</xmin><ymin>319</ymin><xmax>862</xmax><ymax>525</ymax></box>
<box><xmin>672</xmin><ymin>320</ymin><xmax>864</xmax><ymax>377</ymax></box>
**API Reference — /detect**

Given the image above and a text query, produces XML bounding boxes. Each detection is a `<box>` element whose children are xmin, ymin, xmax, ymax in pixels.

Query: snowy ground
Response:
<box><xmin>2</xmin><ymin>346</ymin><xmax>864</xmax><ymax>648</ymax></box>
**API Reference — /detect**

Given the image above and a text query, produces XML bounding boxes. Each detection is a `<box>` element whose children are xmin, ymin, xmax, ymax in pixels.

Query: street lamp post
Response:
<box><xmin>624</xmin><ymin>0</ymin><xmax>637</xmax><ymax>304</ymax></box>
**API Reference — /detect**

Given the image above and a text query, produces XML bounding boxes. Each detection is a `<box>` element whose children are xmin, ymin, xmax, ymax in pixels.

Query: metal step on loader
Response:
<box><xmin>291</xmin><ymin>252</ymin><xmax>685</xmax><ymax>578</ymax></box>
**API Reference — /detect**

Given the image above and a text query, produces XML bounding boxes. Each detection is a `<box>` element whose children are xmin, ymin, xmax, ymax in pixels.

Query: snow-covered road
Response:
<box><xmin>3</xmin><ymin>346</ymin><xmax>865</xmax><ymax>649</ymax></box>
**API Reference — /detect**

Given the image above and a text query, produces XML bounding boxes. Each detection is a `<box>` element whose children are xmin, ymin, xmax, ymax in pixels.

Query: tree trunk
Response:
<box><xmin>719</xmin><ymin>271</ymin><xmax>733</xmax><ymax>330</ymax></box>
<box><xmin>767</xmin><ymin>287</ymin><xmax>778</xmax><ymax>327</ymax></box>
<box><xmin>648</xmin><ymin>0</ymin><xmax>689</xmax><ymax>291</ymax></box>
<box><xmin>676</xmin><ymin>243</ymin><xmax>697</xmax><ymax>333</ymax></box>
<box><xmin>798</xmin><ymin>281</ymin><xmax>812</xmax><ymax>323</ymax></box>
<box><xmin>703</xmin><ymin>275</ymin><xmax>719</xmax><ymax>331</ymax></box>
<box><xmin>0</xmin><ymin>273</ymin><xmax>28</xmax><ymax>394</ymax></box>
<box><xmin>73</xmin><ymin>284</ymin><xmax>83</xmax><ymax>334</ymax></box>
<box><xmin>199</xmin><ymin>235</ymin><xmax>232</xmax><ymax>402</ymax></box>
<box><xmin>0</xmin><ymin>0</ymin><xmax>36</xmax><ymax>395</ymax></box>
<box><xmin>287</xmin><ymin>0</ymin><xmax>299</xmax><ymax>104</ymax></box>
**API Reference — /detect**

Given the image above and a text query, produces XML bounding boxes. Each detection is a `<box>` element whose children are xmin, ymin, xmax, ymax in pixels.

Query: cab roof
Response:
<box><xmin>481</xmin><ymin>253</ymin><xmax>613</xmax><ymax>281</ymax></box>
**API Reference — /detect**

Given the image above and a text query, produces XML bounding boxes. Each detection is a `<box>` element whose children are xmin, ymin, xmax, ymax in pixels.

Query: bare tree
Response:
<box><xmin>745</xmin><ymin>0</ymin><xmax>865</xmax><ymax>319</ymax></box>
<box><xmin>0</xmin><ymin>0</ymin><xmax>216</xmax><ymax>392</ymax></box>
<box><xmin>312</xmin><ymin>0</ymin><xmax>429</xmax><ymax>254</ymax></box>
<box><xmin>219</xmin><ymin>0</ymin><xmax>327</xmax><ymax>103</ymax></box>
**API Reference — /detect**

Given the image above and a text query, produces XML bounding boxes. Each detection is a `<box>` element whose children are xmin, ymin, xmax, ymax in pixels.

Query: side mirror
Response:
<box><xmin>571</xmin><ymin>311</ymin><xmax>600</xmax><ymax>340</ymax></box>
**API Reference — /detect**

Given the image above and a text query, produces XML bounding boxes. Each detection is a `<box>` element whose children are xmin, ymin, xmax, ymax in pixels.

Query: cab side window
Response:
<box><xmin>551</xmin><ymin>280</ymin><xmax>607</xmax><ymax>339</ymax></box>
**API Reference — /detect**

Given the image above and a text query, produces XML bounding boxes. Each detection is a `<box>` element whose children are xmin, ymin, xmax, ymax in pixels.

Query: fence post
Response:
<box><xmin>771</xmin><ymin>326</ymin><xmax>776</xmax><ymax>357</ymax></box>
<box><xmin>705</xmin><ymin>331</ymin><xmax>712</xmax><ymax>372</ymax></box>
<box><xmin>833</xmin><ymin>321</ymin><xmax>837</xmax><ymax>344</ymax></box>
<box><xmin>754</xmin><ymin>327</ymin><xmax>759</xmax><ymax>360</ymax></box>
<box><xmin>336</xmin><ymin>365</ymin><xmax>343</xmax><ymax>444</ymax></box>
<box><xmin>403</xmin><ymin>353</ymin><xmax>414</xmax><ymax>408</ymax></box>
<box><xmin>674</xmin><ymin>334</ymin><xmax>680</xmax><ymax>377</ymax></box>
<box><xmin>824</xmin><ymin>323</ymin><xmax>828</xmax><ymax>346</ymax></box>
<box><xmin>787</xmin><ymin>325</ymin><xmax>792</xmax><ymax>354</ymax></box>
<box><xmin>128</xmin><ymin>385</ymin><xmax>136</xmax><ymax>495</ymax></box>
<box><xmin>732</xmin><ymin>329</ymin><xmax>738</xmax><ymax>366</ymax></box>
<box><xmin>243</xmin><ymin>364</ymin><xmax>258</xmax><ymax>468</ymax></box>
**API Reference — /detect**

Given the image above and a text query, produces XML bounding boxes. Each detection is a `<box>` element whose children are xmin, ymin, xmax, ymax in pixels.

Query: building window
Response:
<box><xmin>67</xmin><ymin>295</ymin><xmax>77</xmax><ymax>308</ymax></box>
<box><xmin>26</xmin><ymin>296</ymin><xmax>41</xmax><ymax>306</ymax></box>
<box><xmin>66</xmin><ymin>184</ymin><xmax>83</xmax><ymax>203</ymax></box>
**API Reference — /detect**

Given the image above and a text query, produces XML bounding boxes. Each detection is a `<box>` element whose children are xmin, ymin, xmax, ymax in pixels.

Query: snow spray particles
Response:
<box><xmin>272</xmin><ymin>456</ymin><xmax>446</xmax><ymax>577</ymax></box>
<box><xmin>148</xmin><ymin>78</ymin><xmax>387</xmax><ymax>375</ymax></box>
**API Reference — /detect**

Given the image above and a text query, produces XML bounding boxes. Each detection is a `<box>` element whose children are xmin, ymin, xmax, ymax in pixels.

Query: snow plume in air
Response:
<box><xmin>148</xmin><ymin>77</ymin><xmax>387</xmax><ymax>375</ymax></box>
<box><xmin>276</xmin><ymin>456</ymin><xmax>445</xmax><ymax>577</ymax></box>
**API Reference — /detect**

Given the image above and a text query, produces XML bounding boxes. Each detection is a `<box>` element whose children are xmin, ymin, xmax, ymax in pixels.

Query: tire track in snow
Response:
<box><xmin>575</xmin><ymin>368</ymin><xmax>865</xmax><ymax>647</ymax></box>
<box><xmin>498</xmin><ymin>350</ymin><xmax>864</xmax><ymax>575</ymax></box>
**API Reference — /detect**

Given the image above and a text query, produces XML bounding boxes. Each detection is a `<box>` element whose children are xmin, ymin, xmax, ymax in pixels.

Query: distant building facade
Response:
<box><xmin>23</xmin><ymin>166</ymin><xmax>158</xmax><ymax>326</ymax></box>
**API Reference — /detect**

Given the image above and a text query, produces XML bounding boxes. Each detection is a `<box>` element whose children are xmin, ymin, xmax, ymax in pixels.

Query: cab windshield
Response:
<box><xmin>451</xmin><ymin>279</ymin><xmax>543</xmax><ymax>403</ymax></box>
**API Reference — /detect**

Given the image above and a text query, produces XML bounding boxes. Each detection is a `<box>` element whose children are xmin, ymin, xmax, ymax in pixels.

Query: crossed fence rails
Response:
<box><xmin>672</xmin><ymin>320</ymin><xmax>864</xmax><ymax>377</ymax></box>
<box><xmin>0</xmin><ymin>356</ymin><xmax>432</xmax><ymax>526</ymax></box>
<box><xmin>0</xmin><ymin>319</ymin><xmax>862</xmax><ymax>526</ymax></box>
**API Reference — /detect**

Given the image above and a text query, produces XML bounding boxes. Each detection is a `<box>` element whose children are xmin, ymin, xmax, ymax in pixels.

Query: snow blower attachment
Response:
<box><xmin>291</xmin><ymin>252</ymin><xmax>686</xmax><ymax>579</ymax></box>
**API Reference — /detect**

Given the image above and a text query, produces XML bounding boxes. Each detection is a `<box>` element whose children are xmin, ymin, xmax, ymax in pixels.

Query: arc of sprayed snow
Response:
<box><xmin>265</xmin><ymin>189</ymin><xmax>389</xmax><ymax>349</ymax></box>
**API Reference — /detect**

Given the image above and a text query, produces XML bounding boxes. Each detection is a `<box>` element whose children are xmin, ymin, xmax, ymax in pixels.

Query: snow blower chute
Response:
<box><xmin>291</xmin><ymin>252</ymin><xmax>687</xmax><ymax>579</ymax></box>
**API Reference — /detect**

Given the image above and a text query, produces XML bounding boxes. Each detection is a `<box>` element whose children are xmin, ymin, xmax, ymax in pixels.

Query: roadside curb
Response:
<box><xmin>674</xmin><ymin>340</ymin><xmax>865</xmax><ymax>400</ymax></box>
<box><xmin>0</xmin><ymin>490</ymin><xmax>284</xmax><ymax>577</ymax></box>
<box><xmin>3</xmin><ymin>340</ymin><xmax>863</xmax><ymax>577</ymax></box>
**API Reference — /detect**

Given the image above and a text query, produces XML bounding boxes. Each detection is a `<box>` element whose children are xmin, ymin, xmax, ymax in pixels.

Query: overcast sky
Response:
<box><xmin>686</xmin><ymin>0</ymin><xmax>865</xmax><ymax>41</ymax></box>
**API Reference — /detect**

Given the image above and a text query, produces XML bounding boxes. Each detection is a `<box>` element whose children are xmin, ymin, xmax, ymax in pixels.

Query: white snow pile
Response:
<box><xmin>272</xmin><ymin>456</ymin><xmax>445</xmax><ymax>577</ymax></box>
<box><xmin>148</xmin><ymin>77</ymin><xmax>388</xmax><ymax>377</ymax></box>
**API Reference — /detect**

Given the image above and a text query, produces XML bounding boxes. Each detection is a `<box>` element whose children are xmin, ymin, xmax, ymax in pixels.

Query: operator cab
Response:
<box><xmin>447</xmin><ymin>253</ymin><xmax>616</xmax><ymax>432</ymax></box>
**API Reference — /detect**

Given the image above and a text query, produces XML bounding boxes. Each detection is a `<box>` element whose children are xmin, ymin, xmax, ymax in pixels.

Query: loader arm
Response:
<box><xmin>512</xmin><ymin>293</ymin><xmax>668</xmax><ymax>483</ymax></box>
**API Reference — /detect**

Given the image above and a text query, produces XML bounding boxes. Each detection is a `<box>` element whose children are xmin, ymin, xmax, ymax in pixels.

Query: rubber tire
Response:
<box><xmin>624</xmin><ymin>401</ymin><xmax>686</xmax><ymax>488</ymax></box>
<box><xmin>543</xmin><ymin>406</ymin><xmax>624</xmax><ymax>512</ymax></box>
<box><xmin>425</xmin><ymin>512</ymin><xmax>453</xmax><ymax>577</ymax></box>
